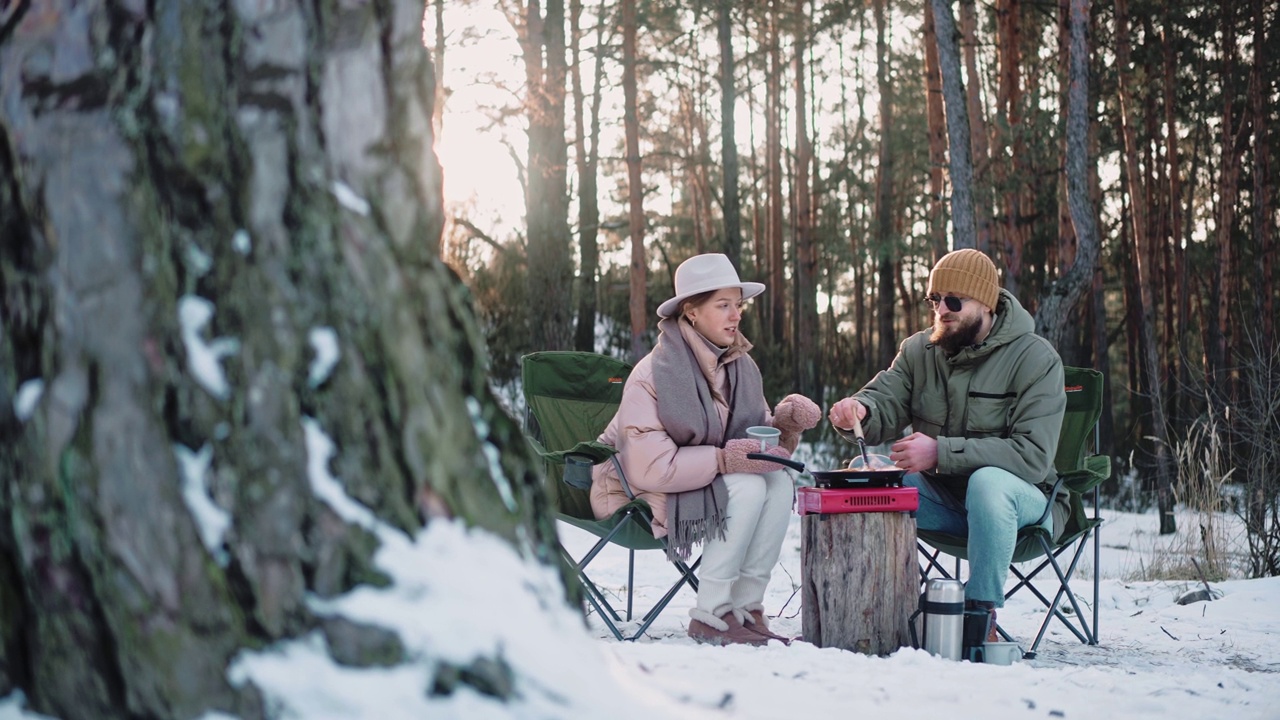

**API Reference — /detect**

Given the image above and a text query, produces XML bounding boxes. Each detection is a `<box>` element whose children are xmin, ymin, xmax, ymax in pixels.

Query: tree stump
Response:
<box><xmin>801</xmin><ymin>511</ymin><xmax>918</xmax><ymax>656</ymax></box>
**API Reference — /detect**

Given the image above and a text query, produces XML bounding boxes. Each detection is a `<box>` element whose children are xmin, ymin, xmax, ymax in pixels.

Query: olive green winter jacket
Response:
<box><xmin>845</xmin><ymin>289</ymin><xmax>1068</xmax><ymax>532</ymax></box>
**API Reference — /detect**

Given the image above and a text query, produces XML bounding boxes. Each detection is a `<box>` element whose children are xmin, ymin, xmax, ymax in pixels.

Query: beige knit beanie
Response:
<box><xmin>928</xmin><ymin>248</ymin><xmax>1001</xmax><ymax>310</ymax></box>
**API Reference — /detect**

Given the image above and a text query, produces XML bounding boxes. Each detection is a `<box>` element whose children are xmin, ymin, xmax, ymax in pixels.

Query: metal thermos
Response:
<box><xmin>922</xmin><ymin>579</ymin><xmax>965</xmax><ymax>660</ymax></box>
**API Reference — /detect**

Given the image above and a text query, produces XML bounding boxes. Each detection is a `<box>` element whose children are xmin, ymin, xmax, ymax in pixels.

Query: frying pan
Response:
<box><xmin>746</xmin><ymin>453</ymin><xmax>905</xmax><ymax>488</ymax></box>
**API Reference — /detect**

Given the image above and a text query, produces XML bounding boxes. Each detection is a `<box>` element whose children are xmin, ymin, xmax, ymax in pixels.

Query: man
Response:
<box><xmin>828</xmin><ymin>248</ymin><xmax>1066</xmax><ymax>640</ymax></box>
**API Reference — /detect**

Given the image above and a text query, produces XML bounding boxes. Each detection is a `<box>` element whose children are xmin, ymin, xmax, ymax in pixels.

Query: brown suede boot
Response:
<box><xmin>688</xmin><ymin>610</ymin><xmax>768</xmax><ymax>647</ymax></box>
<box><xmin>741</xmin><ymin>608</ymin><xmax>793</xmax><ymax>646</ymax></box>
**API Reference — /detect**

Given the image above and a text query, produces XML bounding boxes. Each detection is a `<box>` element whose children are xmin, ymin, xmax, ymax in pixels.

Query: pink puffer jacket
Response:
<box><xmin>590</xmin><ymin>326</ymin><xmax>769</xmax><ymax>537</ymax></box>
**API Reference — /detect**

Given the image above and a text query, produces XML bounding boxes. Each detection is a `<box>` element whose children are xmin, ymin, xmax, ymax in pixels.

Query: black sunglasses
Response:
<box><xmin>925</xmin><ymin>294</ymin><xmax>965</xmax><ymax>312</ymax></box>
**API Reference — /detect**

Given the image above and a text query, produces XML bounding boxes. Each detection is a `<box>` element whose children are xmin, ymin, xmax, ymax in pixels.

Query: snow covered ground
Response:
<box><xmin>557</xmin><ymin>506</ymin><xmax>1280</xmax><ymax>720</ymax></box>
<box><xmin>3</xmin><ymin>494</ymin><xmax>1276</xmax><ymax>719</ymax></box>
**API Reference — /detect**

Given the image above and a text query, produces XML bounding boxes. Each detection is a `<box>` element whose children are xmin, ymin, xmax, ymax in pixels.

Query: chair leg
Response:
<box><xmin>1009</xmin><ymin>561</ymin><xmax>1088</xmax><ymax>649</ymax></box>
<box><xmin>639</xmin><ymin>556</ymin><xmax>702</xmax><ymax>624</ymax></box>
<box><xmin>562</xmin><ymin>543</ymin><xmax>624</xmax><ymax>622</ymax></box>
<box><xmin>917</xmin><ymin>542</ymin><xmax>956</xmax><ymax>582</ymax></box>
<box><xmin>576</xmin><ymin>552</ymin><xmax>699</xmax><ymax>643</ymax></box>
<box><xmin>581</xmin><ymin>581</ymin><xmax>626</xmax><ymax>641</ymax></box>
<box><xmin>576</xmin><ymin>509</ymin><xmax>637</xmax><ymax>569</ymax></box>
<box><xmin>1050</xmin><ymin>537</ymin><xmax>1097</xmax><ymax>643</ymax></box>
<box><xmin>562</xmin><ymin>508</ymin><xmax>652</xmax><ymax>639</ymax></box>
<box><xmin>676</xmin><ymin>557</ymin><xmax>700</xmax><ymax>592</ymax></box>
<box><xmin>918</xmin><ymin>543</ymin><xmax>1021</xmax><ymax>643</ymax></box>
<box><xmin>561</xmin><ymin>543</ymin><xmax>625</xmax><ymax>641</ymax></box>
<box><xmin>569</xmin><ymin>527</ymin><xmax>702</xmax><ymax>642</ymax></box>
<box><xmin>571</xmin><ymin>507</ymin><xmax>647</xmax><ymax>625</ymax></box>
<box><xmin>628</xmin><ymin>556</ymin><xmax>701</xmax><ymax>641</ymax></box>
<box><xmin>1092</xmin><ymin>487</ymin><xmax>1101</xmax><ymax>645</ymax></box>
<box><xmin>1005</xmin><ymin>553</ymin><xmax>1056</xmax><ymax>600</ymax></box>
<box><xmin>918</xmin><ymin>525</ymin><xmax>1102</xmax><ymax>655</ymax></box>
<box><xmin>1021</xmin><ymin>534</ymin><xmax>1097</xmax><ymax>655</ymax></box>
<box><xmin>626</xmin><ymin>549</ymin><xmax>636</xmax><ymax>621</ymax></box>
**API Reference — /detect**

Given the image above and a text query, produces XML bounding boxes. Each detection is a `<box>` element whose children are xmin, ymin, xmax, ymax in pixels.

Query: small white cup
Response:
<box><xmin>745</xmin><ymin>426</ymin><xmax>781</xmax><ymax>452</ymax></box>
<box><xmin>982</xmin><ymin>641</ymin><xmax>1022</xmax><ymax>665</ymax></box>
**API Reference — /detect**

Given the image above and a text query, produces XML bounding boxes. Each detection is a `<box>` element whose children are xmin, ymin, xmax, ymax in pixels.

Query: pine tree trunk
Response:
<box><xmin>719</xmin><ymin>0</ymin><xmax>744</xmax><ymax>267</ymax></box>
<box><xmin>522</xmin><ymin>0</ymin><xmax>573</xmax><ymax>352</ymax></box>
<box><xmin>1162</xmin><ymin>3</ymin><xmax>1187</xmax><ymax>425</ymax></box>
<box><xmin>1087</xmin><ymin>40</ymin><xmax>1114</xmax><ymax>456</ymax></box>
<box><xmin>1249</xmin><ymin>0</ymin><xmax>1272</xmax><ymax>350</ymax></box>
<box><xmin>930</xmin><ymin>0</ymin><xmax>978</xmax><ymax>250</ymax></box>
<box><xmin>766</xmin><ymin>1</ymin><xmax>786</xmax><ymax>343</ymax></box>
<box><xmin>874</xmin><ymin>0</ymin><xmax>897</xmax><ymax>370</ymax></box>
<box><xmin>1115</xmin><ymin>0</ymin><xmax>1176</xmax><ymax>534</ymax></box>
<box><xmin>793</xmin><ymin>0</ymin><xmax>818</xmax><ymax>399</ymax></box>
<box><xmin>958</xmin><ymin>0</ymin><xmax>992</xmax><ymax>253</ymax></box>
<box><xmin>1053</xmin><ymin>0</ymin><xmax>1078</xmax><ymax>341</ymax></box>
<box><xmin>1252</xmin><ymin>0</ymin><xmax>1274</xmax><ymax>349</ymax></box>
<box><xmin>432</xmin><ymin>0</ymin><xmax>447</xmax><ymax>137</ymax></box>
<box><xmin>677</xmin><ymin>37</ymin><xmax>714</xmax><ymax>257</ymax></box>
<box><xmin>1211</xmin><ymin>2</ymin><xmax>1240</xmax><ymax>397</ymax></box>
<box><xmin>695</xmin><ymin>74</ymin><xmax>716</xmax><ymax>257</ymax></box>
<box><xmin>923</xmin><ymin>1</ymin><xmax>949</xmax><ymax>263</ymax></box>
<box><xmin>570</xmin><ymin>0</ymin><xmax>603</xmax><ymax>353</ymax></box>
<box><xmin>993</xmin><ymin>0</ymin><xmax>1022</xmax><ymax>295</ymax></box>
<box><xmin>1036</xmin><ymin>0</ymin><xmax>1100</xmax><ymax>351</ymax></box>
<box><xmin>0</xmin><ymin>1</ymin><xmax>557</xmax><ymax>716</ymax></box>
<box><xmin>622</xmin><ymin>0</ymin><xmax>648</xmax><ymax>360</ymax></box>
<box><xmin>746</xmin><ymin>6</ymin><xmax>766</xmax><ymax>281</ymax></box>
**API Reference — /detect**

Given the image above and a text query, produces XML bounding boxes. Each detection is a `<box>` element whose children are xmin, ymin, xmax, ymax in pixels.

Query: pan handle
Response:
<box><xmin>746</xmin><ymin>453</ymin><xmax>805</xmax><ymax>472</ymax></box>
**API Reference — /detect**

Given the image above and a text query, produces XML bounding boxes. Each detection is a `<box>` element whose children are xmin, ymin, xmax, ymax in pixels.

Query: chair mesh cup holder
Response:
<box><xmin>563</xmin><ymin>452</ymin><xmax>594</xmax><ymax>490</ymax></box>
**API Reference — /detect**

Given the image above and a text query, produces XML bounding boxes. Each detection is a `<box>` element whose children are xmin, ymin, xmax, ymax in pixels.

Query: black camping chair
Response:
<box><xmin>521</xmin><ymin>351</ymin><xmax>700</xmax><ymax>641</ymax></box>
<box><xmin>916</xmin><ymin>366</ymin><xmax>1110</xmax><ymax>657</ymax></box>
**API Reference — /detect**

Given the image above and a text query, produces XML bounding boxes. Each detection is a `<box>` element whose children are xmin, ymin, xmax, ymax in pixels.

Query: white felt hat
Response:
<box><xmin>656</xmin><ymin>253</ymin><xmax>765</xmax><ymax>318</ymax></box>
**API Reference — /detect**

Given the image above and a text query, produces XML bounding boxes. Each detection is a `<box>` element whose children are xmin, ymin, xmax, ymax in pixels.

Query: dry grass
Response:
<box><xmin>1120</xmin><ymin>414</ymin><xmax>1246</xmax><ymax>582</ymax></box>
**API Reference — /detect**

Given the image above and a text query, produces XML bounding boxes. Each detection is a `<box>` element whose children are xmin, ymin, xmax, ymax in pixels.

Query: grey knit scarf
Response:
<box><xmin>651</xmin><ymin>317</ymin><xmax>767</xmax><ymax>560</ymax></box>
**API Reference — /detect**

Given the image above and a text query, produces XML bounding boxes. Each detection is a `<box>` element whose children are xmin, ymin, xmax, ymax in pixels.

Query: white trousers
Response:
<box><xmin>694</xmin><ymin>470</ymin><xmax>794</xmax><ymax>617</ymax></box>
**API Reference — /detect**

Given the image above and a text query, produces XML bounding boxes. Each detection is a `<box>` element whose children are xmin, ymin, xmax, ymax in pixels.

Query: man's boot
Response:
<box><xmin>963</xmin><ymin>600</ymin><xmax>999</xmax><ymax>660</ymax></box>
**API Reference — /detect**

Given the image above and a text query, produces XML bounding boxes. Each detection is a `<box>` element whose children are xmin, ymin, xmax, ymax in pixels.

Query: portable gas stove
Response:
<box><xmin>796</xmin><ymin>485</ymin><xmax>919</xmax><ymax>515</ymax></box>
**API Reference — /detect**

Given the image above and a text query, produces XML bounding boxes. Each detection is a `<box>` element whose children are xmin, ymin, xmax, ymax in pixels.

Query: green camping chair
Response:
<box><xmin>917</xmin><ymin>366</ymin><xmax>1110</xmax><ymax>657</ymax></box>
<box><xmin>521</xmin><ymin>351</ymin><xmax>700</xmax><ymax>641</ymax></box>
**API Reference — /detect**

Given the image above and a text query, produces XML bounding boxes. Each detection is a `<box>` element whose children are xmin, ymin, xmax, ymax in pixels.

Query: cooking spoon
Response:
<box><xmin>849</xmin><ymin>413</ymin><xmax>872</xmax><ymax>468</ymax></box>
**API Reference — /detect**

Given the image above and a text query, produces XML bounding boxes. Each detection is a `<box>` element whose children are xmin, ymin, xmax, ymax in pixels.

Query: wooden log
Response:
<box><xmin>801</xmin><ymin>510</ymin><xmax>918</xmax><ymax>655</ymax></box>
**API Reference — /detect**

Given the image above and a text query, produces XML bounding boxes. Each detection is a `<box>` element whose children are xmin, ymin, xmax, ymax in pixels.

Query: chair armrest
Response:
<box><xmin>531</xmin><ymin>439</ymin><xmax>618</xmax><ymax>466</ymax></box>
<box><xmin>1032</xmin><ymin>475</ymin><xmax>1066</xmax><ymax>528</ymax></box>
<box><xmin>1060</xmin><ymin>455</ymin><xmax>1111</xmax><ymax>495</ymax></box>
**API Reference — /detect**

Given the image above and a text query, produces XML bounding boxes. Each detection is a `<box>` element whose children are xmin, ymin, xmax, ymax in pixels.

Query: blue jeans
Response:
<box><xmin>906</xmin><ymin>466</ymin><xmax>1050</xmax><ymax>607</ymax></box>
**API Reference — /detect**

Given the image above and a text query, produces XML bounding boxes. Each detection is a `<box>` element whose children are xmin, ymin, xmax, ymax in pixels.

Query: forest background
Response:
<box><xmin>431</xmin><ymin>0</ymin><xmax>1278</xmax><ymax>565</ymax></box>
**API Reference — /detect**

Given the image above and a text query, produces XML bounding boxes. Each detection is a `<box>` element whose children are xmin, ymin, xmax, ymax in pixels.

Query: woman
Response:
<box><xmin>590</xmin><ymin>253</ymin><xmax>820</xmax><ymax>646</ymax></box>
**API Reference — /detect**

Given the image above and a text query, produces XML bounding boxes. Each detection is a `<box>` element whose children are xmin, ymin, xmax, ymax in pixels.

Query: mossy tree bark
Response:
<box><xmin>0</xmin><ymin>1</ymin><xmax>560</xmax><ymax>717</ymax></box>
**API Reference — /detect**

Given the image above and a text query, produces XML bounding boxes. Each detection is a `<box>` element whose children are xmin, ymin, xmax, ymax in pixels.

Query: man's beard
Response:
<box><xmin>930</xmin><ymin>313</ymin><xmax>984</xmax><ymax>355</ymax></box>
